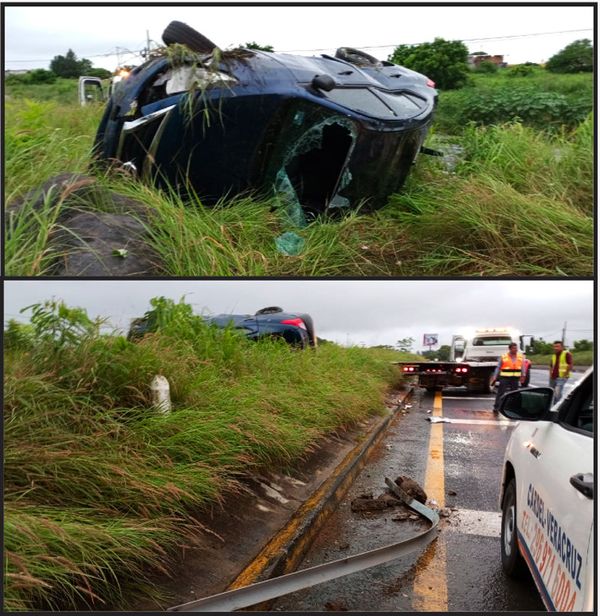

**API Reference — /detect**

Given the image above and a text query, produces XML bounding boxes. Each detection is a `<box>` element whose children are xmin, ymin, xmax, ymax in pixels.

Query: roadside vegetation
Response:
<box><xmin>4</xmin><ymin>297</ymin><xmax>419</xmax><ymax>611</ymax></box>
<box><xmin>4</xmin><ymin>55</ymin><xmax>594</xmax><ymax>276</ymax></box>
<box><xmin>527</xmin><ymin>350</ymin><xmax>593</xmax><ymax>368</ymax></box>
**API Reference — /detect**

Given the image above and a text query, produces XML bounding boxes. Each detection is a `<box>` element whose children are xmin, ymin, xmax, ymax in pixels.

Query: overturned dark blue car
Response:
<box><xmin>128</xmin><ymin>306</ymin><xmax>317</xmax><ymax>348</ymax></box>
<box><xmin>95</xmin><ymin>21</ymin><xmax>437</xmax><ymax>219</ymax></box>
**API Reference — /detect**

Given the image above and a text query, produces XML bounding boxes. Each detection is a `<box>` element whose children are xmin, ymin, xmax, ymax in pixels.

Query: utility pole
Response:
<box><xmin>146</xmin><ymin>29</ymin><xmax>151</xmax><ymax>59</ymax></box>
<box><xmin>561</xmin><ymin>321</ymin><xmax>567</xmax><ymax>346</ymax></box>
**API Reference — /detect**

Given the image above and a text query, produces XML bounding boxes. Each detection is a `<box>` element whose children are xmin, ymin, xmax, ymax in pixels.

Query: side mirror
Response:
<box><xmin>499</xmin><ymin>387</ymin><xmax>554</xmax><ymax>420</ymax></box>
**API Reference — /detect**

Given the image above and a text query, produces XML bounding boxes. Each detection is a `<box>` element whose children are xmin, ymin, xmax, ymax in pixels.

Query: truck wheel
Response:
<box><xmin>501</xmin><ymin>478</ymin><xmax>527</xmax><ymax>577</ymax></box>
<box><xmin>480</xmin><ymin>381</ymin><xmax>492</xmax><ymax>394</ymax></box>
<box><xmin>162</xmin><ymin>21</ymin><xmax>219</xmax><ymax>54</ymax></box>
<box><xmin>425</xmin><ymin>387</ymin><xmax>438</xmax><ymax>394</ymax></box>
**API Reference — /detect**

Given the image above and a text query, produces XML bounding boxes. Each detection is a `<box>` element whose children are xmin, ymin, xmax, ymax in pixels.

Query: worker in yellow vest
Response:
<box><xmin>490</xmin><ymin>342</ymin><xmax>526</xmax><ymax>413</ymax></box>
<box><xmin>549</xmin><ymin>340</ymin><xmax>573</xmax><ymax>402</ymax></box>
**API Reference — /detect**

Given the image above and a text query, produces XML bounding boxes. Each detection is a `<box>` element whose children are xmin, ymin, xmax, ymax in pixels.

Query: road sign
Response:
<box><xmin>423</xmin><ymin>334</ymin><xmax>438</xmax><ymax>347</ymax></box>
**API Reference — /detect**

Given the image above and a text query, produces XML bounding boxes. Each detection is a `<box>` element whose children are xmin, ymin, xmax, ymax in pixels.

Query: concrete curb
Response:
<box><xmin>228</xmin><ymin>387</ymin><xmax>414</xmax><ymax>602</ymax></box>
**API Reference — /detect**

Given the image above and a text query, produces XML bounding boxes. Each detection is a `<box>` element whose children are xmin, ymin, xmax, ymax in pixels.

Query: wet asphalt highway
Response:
<box><xmin>272</xmin><ymin>371</ymin><xmax>553</xmax><ymax>612</ymax></box>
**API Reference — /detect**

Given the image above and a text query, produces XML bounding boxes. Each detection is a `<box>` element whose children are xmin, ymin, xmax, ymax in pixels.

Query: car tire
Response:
<box><xmin>425</xmin><ymin>387</ymin><xmax>438</xmax><ymax>393</ymax></box>
<box><xmin>299</xmin><ymin>313</ymin><xmax>316</xmax><ymax>347</ymax></box>
<box><xmin>335</xmin><ymin>47</ymin><xmax>382</xmax><ymax>67</ymax></box>
<box><xmin>501</xmin><ymin>478</ymin><xmax>527</xmax><ymax>578</ymax></box>
<box><xmin>162</xmin><ymin>21</ymin><xmax>219</xmax><ymax>54</ymax></box>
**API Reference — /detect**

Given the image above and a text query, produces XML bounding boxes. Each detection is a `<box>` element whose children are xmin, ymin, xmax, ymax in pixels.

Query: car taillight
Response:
<box><xmin>426</xmin><ymin>79</ymin><xmax>435</xmax><ymax>88</ymax></box>
<box><xmin>403</xmin><ymin>366</ymin><xmax>416</xmax><ymax>372</ymax></box>
<box><xmin>455</xmin><ymin>367</ymin><xmax>468</xmax><ymax>373</ymax></box>
<box><xmin>280</xmin><ymin>318</ymin><xmax>306</xmax><ymax>330</ymax></box>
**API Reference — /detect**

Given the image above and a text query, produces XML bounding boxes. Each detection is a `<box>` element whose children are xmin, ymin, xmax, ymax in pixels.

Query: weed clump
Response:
<box><xmin>4</xmin><ymin>297</ymin><xmax>408</xmax><ymax>610</ymax></box>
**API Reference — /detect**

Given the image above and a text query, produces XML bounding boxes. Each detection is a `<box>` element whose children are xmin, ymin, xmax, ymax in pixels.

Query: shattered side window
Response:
<box><xmin>268</xmin><ymin>103</ymin><xmax>358</xmax><ymax>224</ymax></box>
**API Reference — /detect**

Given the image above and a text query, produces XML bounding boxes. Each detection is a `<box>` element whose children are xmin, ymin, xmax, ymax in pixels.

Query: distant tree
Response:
<box><xmin>546</xmin><ymin>39</ymin><xmax>593</xmax><ymax>73</ymax></box>
<box><xmin>241</xmin><ymin>41</ymin><xmax>274</xmax><ymax>52</ymax></box>
<box><xmin>50</xmin><ymin>49</ymin><xmax>93</xmax><ymax>78</ymax></box>
<box><xmin>437</xmin><ymin>344</ymin><xmax>451</xmax><ymax>361</ymax></box>
<box><xmin>389</xmin><ymin>38</ymin><xmax>469</xmax><ymax>89</ymax></box>
<box><xmin>396</xmin><ymin>337</ymin><xmax>415</xmax><ymax>352</ymax></box>
<box><xmin>572</xmin><ymin>339</ymin><xmax>593</xmax><ymax>352</ymax></box>
<box><xmin>474</xmin><ymin>60</ymin><xmax>498</xmax><ymax>74</ymax></box>
<box><xmin>420</xmin><ymin>344</ymin><xmax>451</xmax><ymax>361</ymax></box>
<box><xmin>529</xmin><ymin>338</ymin><xmax>554</xmax><ymax>355</ymax></box>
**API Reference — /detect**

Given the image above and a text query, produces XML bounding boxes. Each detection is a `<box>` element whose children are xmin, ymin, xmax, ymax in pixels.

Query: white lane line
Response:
<box><xmin>437</xmin><ymin>417</ymin><xmax>515</xmax><ymax>426</ymax></box>
<box><xmin>445</xmin><ymin>509</ymin><xmax>501</xmax><ymax>538</ymax></box>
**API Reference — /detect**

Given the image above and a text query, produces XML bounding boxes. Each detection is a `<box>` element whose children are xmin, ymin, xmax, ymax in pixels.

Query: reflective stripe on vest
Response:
<box><xmin>551</xmin><ymin>350</ymin><xmax>570</xmax><ymax>378</ymax></box>
<box><xmin>499</xmin><ymin>352</ymin><xmax>523</xmax><ymax>377</ymax></box>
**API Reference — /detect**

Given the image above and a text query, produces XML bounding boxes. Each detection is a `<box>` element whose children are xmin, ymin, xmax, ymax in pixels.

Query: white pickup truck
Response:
<box><xmin>396</xmin><ymin>328</ymin><xmax>531</xmax><ymax>394</ymax></box>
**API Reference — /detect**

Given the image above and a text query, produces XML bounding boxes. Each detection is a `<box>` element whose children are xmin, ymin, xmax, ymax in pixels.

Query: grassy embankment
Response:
<box><xmin>4</xmin><ymin>70</ymin><xmax>594</xmax><ymax>276</ymax></box>
<box><xmin>526</xmin><ymin>350</ymin><xmax>593</xmax><ymax>368</ymax></box>
<box><xmin>4</xmin><ymin>299</ymin><xmax>420</xmax><ymax>611</ymax></box>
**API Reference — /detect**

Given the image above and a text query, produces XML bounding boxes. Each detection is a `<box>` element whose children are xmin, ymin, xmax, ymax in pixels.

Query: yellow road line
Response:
<box><xmin>412</xmin><ymin>390</ymin><xmax>448</xmax><ymax>611</ymax></box>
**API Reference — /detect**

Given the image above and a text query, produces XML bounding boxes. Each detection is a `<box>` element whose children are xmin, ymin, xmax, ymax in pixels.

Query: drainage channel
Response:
<box><xmin>168</xmin><ymin>480</ymin><xmax>439</xmax><ymax>612</ymax></box>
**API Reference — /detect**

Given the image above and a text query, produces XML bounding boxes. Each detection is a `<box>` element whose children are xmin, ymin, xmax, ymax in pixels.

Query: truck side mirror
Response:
<box><xmin>499</xmin><ymin>387</ymin><xmax>554</xmax><ymax>421</ymax></box>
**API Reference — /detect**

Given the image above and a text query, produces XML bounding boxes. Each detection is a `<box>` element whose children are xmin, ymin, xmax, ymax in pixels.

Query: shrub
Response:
<box><xmin>507</xmin><ymin>64</ymin><xmax>536</xmax><ymax>77</ymax></box>
<box><xmin>436</xmin><ymin>85</ymin><xmax>592</xmax><ymax>133</ymax></box>
<box><xmin>27</xmin><ymin>69</ymin><xmax>57</xmax><ymax>84</ymax></box>
<box><xmin>475</xmin><ymin>60</ymin><xmax>498</xmax><ymax>74</ymax></box>
<box><xmin>85</xmin><ymin>67</ymin><xmax>112</xmax><ymax>79</ymax></box>
<box><xmin>389</xmin><ymin>38</ymin><xmax>469</xmax><ymax>89</ymax></box>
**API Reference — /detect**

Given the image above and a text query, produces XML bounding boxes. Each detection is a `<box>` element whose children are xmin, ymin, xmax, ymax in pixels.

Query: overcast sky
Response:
<box><xmin>4</xmin><ymin>280</ymin><xmax>594</xmax><ymax>350</ymax></box>
<box><xmin>4</xmin><ymin>5</ymin><xmax>594</xmax><ymax>71</ymax></box>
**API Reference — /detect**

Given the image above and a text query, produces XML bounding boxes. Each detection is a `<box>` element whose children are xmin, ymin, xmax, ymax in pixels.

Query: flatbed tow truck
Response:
<box><xmin>395</xmin><ymin>328</ymin><xmax>531</xmax><ymax>394</ymax></box>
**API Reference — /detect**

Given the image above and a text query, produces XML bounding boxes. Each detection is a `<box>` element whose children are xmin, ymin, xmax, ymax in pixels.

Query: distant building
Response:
<box><xmin>468</xmin><ymin>54</ymin><xmax>507</xmax><ymax>69</ymax></box>
<box><xmin>5</xmin><ymin>69</ymin><xmax>29</xmax><ymax>76</ymax></box>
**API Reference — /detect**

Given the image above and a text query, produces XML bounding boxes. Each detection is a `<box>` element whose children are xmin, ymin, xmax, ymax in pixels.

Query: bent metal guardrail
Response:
<box><xmin>168</xmin><ymin>478</ymin><xmax>440</xmax><ymax>612</ymax></box>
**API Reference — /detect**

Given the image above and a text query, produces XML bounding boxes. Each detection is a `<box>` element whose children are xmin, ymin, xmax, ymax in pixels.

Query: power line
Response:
<box><xmin>4</xmin><ymin>27</ymin><xmax>593</xmax><ymax>65</ymax></box>
<box><xmin>278</xmin><ymin>28</ymin><xmax>593</xmax><ymax>53</ymax></box>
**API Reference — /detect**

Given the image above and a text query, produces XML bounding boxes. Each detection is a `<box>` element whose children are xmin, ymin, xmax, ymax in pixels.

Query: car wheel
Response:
<box><xmin>299</xmin><ymin>313</ymin><xmax>316</xmax><ymax>347</ymax></box>
<box><xmin>162</xmin><ymin>21</ymin><xmax>219</xmax><ymax>54</ymax></box>
<box><xmin>335</xmin><ymin>47</ymin><xmax>382</xmax><ymax>67</ymax></box>
<box><xmin>501</xmin><ymin>478</ymin><xmax>527</xmax><ymax>577</ymax></box>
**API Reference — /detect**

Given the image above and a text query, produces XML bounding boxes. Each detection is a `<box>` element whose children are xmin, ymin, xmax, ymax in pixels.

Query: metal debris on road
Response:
<box><xmin>426</xmin><ymin>416</ymin><xmax>450</xmax><ymax>423</ymax></box>
<box><xmin>393</xmin><ymin>476</ymin><xmax>428</xmax><ymax>505</ymax></box>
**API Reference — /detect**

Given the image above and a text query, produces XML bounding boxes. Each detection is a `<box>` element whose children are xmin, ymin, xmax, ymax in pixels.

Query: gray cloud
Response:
<box><xmin>4</xmin><ymin>280</ymin><xmax>594</xmax><ymax>350</ymax></box>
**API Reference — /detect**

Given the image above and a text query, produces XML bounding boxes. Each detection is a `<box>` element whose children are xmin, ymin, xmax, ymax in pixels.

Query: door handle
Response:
<box><xmin>569</xmin><ymin>473</ymin><xmax>594</xmax><ymax>499</ymax></box>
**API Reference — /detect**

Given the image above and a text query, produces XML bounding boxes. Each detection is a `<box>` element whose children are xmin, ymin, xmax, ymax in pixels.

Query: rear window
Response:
<box><xmin>472</xmin><ymin>336</ymin><xmax>513</xmax><ymax>346</ymax></box>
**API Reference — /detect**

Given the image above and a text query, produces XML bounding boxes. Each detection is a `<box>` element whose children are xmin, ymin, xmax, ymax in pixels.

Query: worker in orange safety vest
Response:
<box><xmin>490</xmin><ymin>342</ymin><xmax>526</xmax><ymax>412</ymax></box>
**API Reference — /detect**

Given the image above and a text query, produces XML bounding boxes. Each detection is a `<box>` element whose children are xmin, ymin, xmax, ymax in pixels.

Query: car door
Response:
<box><xmin>515</xmin><ymin>372</ymin><xmax>593</xmax><ymax>611</ymax></box>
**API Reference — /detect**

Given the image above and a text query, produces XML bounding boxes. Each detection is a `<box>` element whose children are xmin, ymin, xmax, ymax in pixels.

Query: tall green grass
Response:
<box><xmin>4</xmin><ymin>301</ymin><xmax>414</xmax><ymax>610</ymax></box>
<box><xmin>4</xmin><ymin>77</ymin><xmax>594</xmax><ymax>276</ymax></box>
